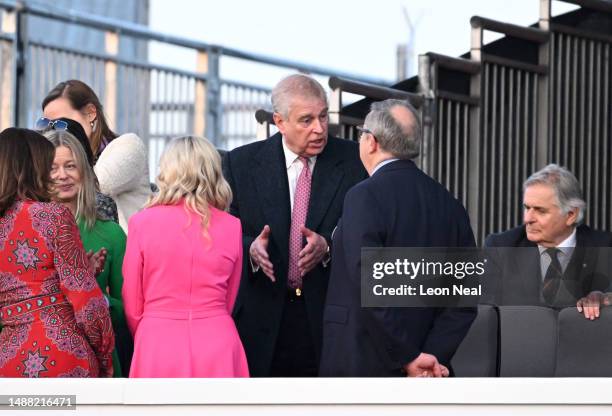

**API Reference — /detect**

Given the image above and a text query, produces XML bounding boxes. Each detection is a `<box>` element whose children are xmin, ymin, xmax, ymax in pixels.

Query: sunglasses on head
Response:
<box><xmin>34</xmin><ymin>117</ymin><xmax>69</xmax><ymax>132</ymax></box>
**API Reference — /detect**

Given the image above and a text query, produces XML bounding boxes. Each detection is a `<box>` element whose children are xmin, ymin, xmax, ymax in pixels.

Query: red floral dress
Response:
<box><xmin>0</xmin><ymin>200</ymin><xmax>114</xmax><ymax>377</ymax></box>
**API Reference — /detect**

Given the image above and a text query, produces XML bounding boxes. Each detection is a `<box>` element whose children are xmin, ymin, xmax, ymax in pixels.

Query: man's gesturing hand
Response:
<box><xmin>250</xmin><ymin>225</ymin><xmax>275</xmax><ymax>282</ymax></box>
<box><xmin>297</xmin><ymin>226</ymin><xmax>328</xmax><ymax>276</ymax></box>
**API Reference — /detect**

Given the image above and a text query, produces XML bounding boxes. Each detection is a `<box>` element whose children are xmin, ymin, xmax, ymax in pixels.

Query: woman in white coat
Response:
<box><xmin>40</xmin><ymin>80</ymin><xmax>151</xmax><ymax>232</ymax></box>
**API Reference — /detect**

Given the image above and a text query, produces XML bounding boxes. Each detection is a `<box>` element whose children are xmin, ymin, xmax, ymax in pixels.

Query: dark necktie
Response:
<box><xmin>542</xmin><ymin>247</ymin><xmax>562</xmax><ymax>305</ymax></box>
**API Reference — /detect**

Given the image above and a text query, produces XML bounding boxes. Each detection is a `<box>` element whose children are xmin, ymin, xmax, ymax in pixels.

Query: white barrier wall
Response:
<box><xmin>2</xmin><ymin>378</ymin><xmax>612</xmax><ymax>414</ymax></box>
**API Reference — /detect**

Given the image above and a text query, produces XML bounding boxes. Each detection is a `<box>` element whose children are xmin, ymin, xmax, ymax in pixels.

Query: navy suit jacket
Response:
<box><xmin>483</xmin><ymin>225</ymin><xmax>612</xmax><ymax>306</ymax></box>
<box><xmin>223</xmin><ymin>133</ymin><xmax>367</xmax><ymax>376</ymax></box>
<box><xmin>319</xmin><ymin>159</ymin><xmax>477</xmax><ymax>377</ymax></box>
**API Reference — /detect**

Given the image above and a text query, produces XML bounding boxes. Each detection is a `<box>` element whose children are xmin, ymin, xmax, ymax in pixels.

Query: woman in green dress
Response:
<box><xmin>44</xmin><ymin>129</ymin><xmax>130</xmax><ymax>377</ymax></box>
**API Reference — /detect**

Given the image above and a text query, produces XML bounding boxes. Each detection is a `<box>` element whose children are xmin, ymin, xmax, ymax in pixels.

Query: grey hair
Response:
<box><xmin>523</xmin><ymin>164</ymin><xmax>586</xmax><ymax>223</ymax></box>
<box><xmin>271</xmin><ymin>74</ymin><xmax>327</xmax><ymax>118</ymax></box>
<box><xmin>363</xmin><ymin>99</ymin><xmax>421</xmax><ymax>159</ymax></box>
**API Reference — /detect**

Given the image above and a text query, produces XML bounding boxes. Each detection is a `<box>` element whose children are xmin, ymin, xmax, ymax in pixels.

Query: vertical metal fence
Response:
<box><xmin>0</xmin><ymin>29</ymin><xmax>14</xmax><ymax>130</ymax></box>
<box><xmin>435</xmin><ymin>97</ymin><xmax>471</xmax><ymax>209</ymax></box>
<box><xmin>549</xmin><ymin>26</ymin><xmax>612</xmax><ymax>231</ymax></box>
<box><xmin>220</xmin><ymin>81</ymin><xmax>271</xmax><ymax>150</ymax></box>
<box><xmin>419</xmin><ymin>2</ymin><xmax>612</xmax><ymax>242</ymax></box>
<box><xmin>478</xmin><ymin>61</ymin><xmax>543</xmax><ymax>241</ymax></box>
<box><xmin>0</xmin><ymin>0</ymin><xmax>608</xmax><ymax>239</ymax></box>
<box><xmin>295</xmin><ymin>0</ymin><xmax>611</xmax><ymax>244</ymax></box>
<box><xmin>0</xmin><ymin>0</ymin><xmax>390</xmax><ymax>181</ymax></box>
<box><xmin>28</xmin><ymin>43</ymin><xmax>107</xmax><ymax>126</ymax></box>
<box><xmin>417</xmin><ymin>54</ymin><xmax>481</xmax><ymax>216</ymax></box>
<box><xmin>328</xmin><ymin>0</ymin><xmax>611</xmax><ymax>243</ymax></box>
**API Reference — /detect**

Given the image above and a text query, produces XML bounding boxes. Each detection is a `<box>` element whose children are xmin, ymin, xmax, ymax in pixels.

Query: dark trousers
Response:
<box><xmin>269</xmin><ymin>290</ymin><xmax>318</xmax><ymax>377</ymax></box>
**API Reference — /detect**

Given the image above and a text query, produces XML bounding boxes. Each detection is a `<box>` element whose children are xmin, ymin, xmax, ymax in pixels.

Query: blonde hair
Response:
<box><xmin>44</xmin><ymin>129</ymin><xmax>99</xmax><ymax>230</ymax></box>
<box><xmin>146</xmin><ymin>136</ymin><xmax>232</xmax><ymax>234</ymax></box>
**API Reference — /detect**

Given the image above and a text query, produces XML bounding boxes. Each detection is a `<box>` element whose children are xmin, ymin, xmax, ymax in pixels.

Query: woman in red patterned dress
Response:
<box><xmin>0</xmin><ymin>128</ymin><xmax>114</xmax><ymax>377</ymax></box>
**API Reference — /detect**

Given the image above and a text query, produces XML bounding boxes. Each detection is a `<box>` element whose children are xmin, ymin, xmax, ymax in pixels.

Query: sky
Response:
<box><xmin>148</xmin><ymin>0</ymin><xmax>578</xmax><ymax>88</ymax></box>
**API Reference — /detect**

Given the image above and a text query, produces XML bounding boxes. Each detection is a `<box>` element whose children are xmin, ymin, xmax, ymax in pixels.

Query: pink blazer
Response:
<box><xmin>122</xmin><ymin>202</ymin><xmax>243</xmax><ymax>334</ymax></box>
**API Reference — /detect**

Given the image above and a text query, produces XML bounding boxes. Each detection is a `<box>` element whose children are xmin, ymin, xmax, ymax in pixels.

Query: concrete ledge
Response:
<box><xmin>2</xmin><ymin>378</ymin><xmax>612</xmax><ymax>405</ymax></box>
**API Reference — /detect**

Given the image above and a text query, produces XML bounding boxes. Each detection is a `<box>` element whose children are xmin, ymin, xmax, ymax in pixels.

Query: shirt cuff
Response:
<box><xmin>322</xmin><ymin>243</ymin><xmax>331</xmax><ymax>268</ymax></box>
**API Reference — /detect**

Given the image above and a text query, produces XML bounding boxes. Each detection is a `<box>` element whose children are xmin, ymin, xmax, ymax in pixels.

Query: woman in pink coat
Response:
<box><xmin>122</xmin><ymin>136</ymin><xmax>248</xmax><ymax>377</ymax></box>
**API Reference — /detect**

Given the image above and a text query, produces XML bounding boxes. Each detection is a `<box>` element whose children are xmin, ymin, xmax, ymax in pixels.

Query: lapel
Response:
<box><xmin>514</xmin><ymin>229</ymin><xmax>544</xmax><ymax>303</ymax></box>
<box><xmin>251</xmin><ymin>133</ymin><xmax>291</xmax><ymax>266</ymax></box>
<box><xmin>564</xmin><ymin>248</ymin><xmax>586</xmax><ymax>282</ymax></box>
<box><xmin>306</xmin><ymin>138</ymin><xmax>344</xmax><ymax>233</ymax></box>
<box><xmin>563</xmin><ymin>226</ymin><xmax>592</xmax><ymax>290</ymax></box>
<box><xmin>522</xmin><ymin>246</ymin><xmax>543</xmax><ymax>302</ymax></box>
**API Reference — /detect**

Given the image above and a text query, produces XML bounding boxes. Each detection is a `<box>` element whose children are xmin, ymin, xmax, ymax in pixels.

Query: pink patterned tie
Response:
<box><xmin>288</xmin><ymin>156</ymin><xmax>311</xmax><ymax>290</ymax></box>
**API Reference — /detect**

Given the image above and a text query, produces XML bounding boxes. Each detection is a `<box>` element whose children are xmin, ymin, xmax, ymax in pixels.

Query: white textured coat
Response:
<box><xmin>94</xmin><ymin>133</ymin><xmax>151</xmax><ymax>233</ymax></box>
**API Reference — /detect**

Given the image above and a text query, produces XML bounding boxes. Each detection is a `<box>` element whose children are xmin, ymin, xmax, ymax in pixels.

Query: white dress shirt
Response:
<box><xmin>282</xmin><ymin>138</ymin><xmax>317</xmax><ymax>212</ymax></box>
<box><xmin>371</xmin><ymin>158</ymin><xmax>399</xmax><ymax>176</ymax></box>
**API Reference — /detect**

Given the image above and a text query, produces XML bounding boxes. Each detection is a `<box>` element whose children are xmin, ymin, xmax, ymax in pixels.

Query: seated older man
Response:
<box><xmin>484</xmin><ymin>164</ymin><xmax>612</xmax><ymax>315</ymax></box>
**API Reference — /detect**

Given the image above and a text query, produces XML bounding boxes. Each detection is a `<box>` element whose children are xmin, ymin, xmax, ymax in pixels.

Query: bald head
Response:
<box><xmin>363</xmin><ymin>99</ymin><xmax>421</xmax><ymax>159</ymax></box>
<box><xmin>390</xmin><ymin>104</ymin><xmax>418</xmax><ymax>138</ymax></box>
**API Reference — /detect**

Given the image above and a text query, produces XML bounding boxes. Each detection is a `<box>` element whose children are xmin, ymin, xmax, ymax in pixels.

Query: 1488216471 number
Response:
<box><xmin>1</xmin><ymin>395</ymin><xmax>76</xmax><ymax>409</ymax></box>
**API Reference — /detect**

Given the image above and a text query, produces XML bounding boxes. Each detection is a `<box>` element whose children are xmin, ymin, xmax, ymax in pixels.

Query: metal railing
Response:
<box><xmin>548</xmin><ymin>21</ymin><xmax>611</xmax><ymax>231</ymax></box>
<box><xmin>419</xmin><ymin>53</ymin><xmax>480</xmax><ymax>211</ymax></box>
<box><xmin>0</xmin><ymin>0</ymin><xmax>392</xmax><ymax>180</ymax></box>
<box><xmin>420</xmin><ymin>0</ymin><xmax>612</xmax><ymax>242</ymax></box>
<box><xmin>264</xmin><ymin>0</ymin><xmax>611</xmax><ymax>243</ymax></box>
<box><xmin>469</xmin><ymin>14</ymin><xmax>550</xmax><ymax>242</ymax></box>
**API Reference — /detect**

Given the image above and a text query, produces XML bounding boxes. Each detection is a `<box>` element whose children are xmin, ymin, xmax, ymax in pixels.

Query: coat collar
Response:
<box><xmin>372</xmin><ymin>159</ymin><xmax>417</xmax><ymax>175</ymax></box>
<box><xmin>250</xmin><ymin>133</ymin><xmax>345</xmax><ymax>264</ymax></box>
<box><xmin>306</xmin><ymin>137</ymin><xmax>344</xmax><ymax>233</ymax></box>
<box><xmin>252</xmin><ymin>133</ymin><xmax>291</xmax><ymax>265</ymax></box>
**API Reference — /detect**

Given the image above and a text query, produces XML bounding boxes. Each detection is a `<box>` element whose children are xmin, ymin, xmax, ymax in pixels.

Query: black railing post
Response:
<box><xmin>418</xmin><ymin>54</ymin><xmax>434</xmax><ymax>174</ymax></box>
<box><xmin>205</xmin><ymin>46</ymin><xmax>221</xmax><ymax>146</ymax></box>
<box><xmin>538</xmin><ymin>0</ymin><xmax>551</xmax><ymax>170</ymax></box>
<box><xmin>13</xmin><ymin>0</ymin><xmax>28</xmax><ymax>128</ymax></box>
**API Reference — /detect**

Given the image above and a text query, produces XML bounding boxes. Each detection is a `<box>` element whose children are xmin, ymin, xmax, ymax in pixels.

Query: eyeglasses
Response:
<box><xmin>357</xmin><ymin>126</ymin><xmax>377</xmax><ymax>142</ymax></box>
<box><xmin>34</xmin><ymin>117</ymin><xmax>69</xmax><ymax>132</ymax></box>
